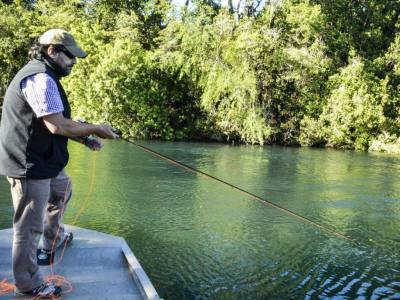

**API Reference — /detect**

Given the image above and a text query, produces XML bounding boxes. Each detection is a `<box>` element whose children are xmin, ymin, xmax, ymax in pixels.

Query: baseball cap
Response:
<box><xmin>38</xmin><ymin>29</ymin><xmax>87</xmax><ymax>58</ymax></box>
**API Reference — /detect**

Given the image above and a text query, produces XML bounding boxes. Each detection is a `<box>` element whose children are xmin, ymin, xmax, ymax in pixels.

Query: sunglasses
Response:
<box><xmin>53</xmin><ymin>45</ymin><xmax>75</xmax><ymax>59</ymax></box>
<box><xmin>61</xmin><ymin>49</ymin><xmax>75</xmax><ymax>59</ymax></box>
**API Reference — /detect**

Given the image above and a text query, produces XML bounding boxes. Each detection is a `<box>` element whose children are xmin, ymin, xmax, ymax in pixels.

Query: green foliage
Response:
<box><xmin>316</xmin><ymin>59</ymin><xmax>385</xmax><ymax>150</ymax></box>
<box><xmin>0</xmin><ymin>1</ymin><xmax>37</xmax><ymax>100</ymax></box>
<box><xmin>0</xmin><ymin>0</ymin><xmax>399</xmax><ymax>151</ymax></box>
<box><xmin>156</xmin><ymin>1</ymin><xmax>331</xmax><ymax>145</ymax></box>
<box><xmin>311</xmin><ymin>0</ymin><xmax>400</xmax><ymax>63</ymax></box>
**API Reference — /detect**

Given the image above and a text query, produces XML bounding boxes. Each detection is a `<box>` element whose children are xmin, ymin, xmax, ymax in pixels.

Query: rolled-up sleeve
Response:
<box><xmin>21</xmin><ymin>73</ymin><xmax>64</xmax><ymax>118</ymax></box>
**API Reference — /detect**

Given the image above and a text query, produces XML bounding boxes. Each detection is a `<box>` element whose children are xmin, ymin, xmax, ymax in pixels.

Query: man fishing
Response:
<box><xmin>0</xmin><ymin>29</ymin><xmax>119</xmax><ymax>298</ymax></box>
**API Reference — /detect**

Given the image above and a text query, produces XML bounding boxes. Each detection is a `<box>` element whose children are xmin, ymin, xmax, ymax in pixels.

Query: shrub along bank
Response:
<box><xmin>0</xmin><ymin>0</ymin><xmax>399</xmax><ymax>152</ymax></box>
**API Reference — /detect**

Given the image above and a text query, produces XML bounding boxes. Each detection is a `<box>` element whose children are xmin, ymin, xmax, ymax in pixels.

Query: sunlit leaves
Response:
<box><xmin>0</xmin><ymin>0</ymin><xmax>399</xmax><ymax>151</ymax></box>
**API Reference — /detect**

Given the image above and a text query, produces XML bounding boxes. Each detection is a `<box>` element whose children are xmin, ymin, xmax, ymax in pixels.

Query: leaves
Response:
<box><xmin>0</xmin><ymin>0</ymin><xmax>399</xmax><ymax>151</ymax></box>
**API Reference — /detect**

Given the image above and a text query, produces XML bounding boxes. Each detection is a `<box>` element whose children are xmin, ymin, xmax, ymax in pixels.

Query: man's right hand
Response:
<box><xmin>95</xmin><ymin>124</ymin><xmax>119</xmax><ymax>139</ymax></box>
<box><xmin>43</xmin><ymin>113</ymin><xmax>120</xmax><ymax>139</ymax></box>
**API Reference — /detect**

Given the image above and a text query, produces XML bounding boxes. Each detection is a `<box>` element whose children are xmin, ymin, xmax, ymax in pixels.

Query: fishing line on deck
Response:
<box><xmin>124</xmin><ymin>138</ymin><xmax>357</xmax><ymax>244</ymax></box>
<box><xmin>0</xmin><ymin>279</ymin><xmax>14</xmax><ymax>297</ymax></box>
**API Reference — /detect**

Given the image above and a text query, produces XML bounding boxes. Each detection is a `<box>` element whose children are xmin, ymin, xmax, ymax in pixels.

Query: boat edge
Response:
<box><xmin>121</xmin><ymin>239</ymin><xmax>162</xmax><ymax>300</ymax></box>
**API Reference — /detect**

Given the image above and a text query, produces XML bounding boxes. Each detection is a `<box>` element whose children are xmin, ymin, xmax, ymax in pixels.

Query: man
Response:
<box><xmin>0</xmin><ymin>29</ymin><xmax>119</xmax><ymax>298</ymax></box>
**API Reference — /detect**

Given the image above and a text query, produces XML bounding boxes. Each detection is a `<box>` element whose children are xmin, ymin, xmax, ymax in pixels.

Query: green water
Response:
<box><xmin>0</xmin><ymin>141</ymin><xmax>399</xmax><ymax>299</ymax></box>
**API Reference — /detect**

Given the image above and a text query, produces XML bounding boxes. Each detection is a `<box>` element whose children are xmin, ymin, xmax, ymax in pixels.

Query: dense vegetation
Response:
<box><xmin>1</xmin><ymin>0</ymin><xmax>399</xmax><ymax>152</ymax></box>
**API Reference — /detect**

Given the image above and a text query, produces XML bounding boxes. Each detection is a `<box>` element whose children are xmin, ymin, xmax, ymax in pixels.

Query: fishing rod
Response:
<box><xmin>116</xmin><ymin>135</ymin><xmax>357</xmax><ymax>244</ymax></box>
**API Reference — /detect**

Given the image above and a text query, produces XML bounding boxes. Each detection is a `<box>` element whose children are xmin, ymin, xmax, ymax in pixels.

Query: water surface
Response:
<box><xmin>0</xmin><ymin>141</ymin><xmax>399</xmax><ymax>299</ymax></box>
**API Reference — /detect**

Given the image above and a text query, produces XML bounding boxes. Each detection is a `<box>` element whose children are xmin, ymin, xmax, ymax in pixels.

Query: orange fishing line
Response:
<box><xmin>0</xmin><ymin>278</ymin><xmax>15</xmax><ymax>296</ymax></box>
<box><xmin>48</xmin><ymin>152</ymin><xmax>98</xmax><ymax>296</ymax></box>
<box><xmin>71</xmin><ymin>152</ymin><xmax>98</xmax><ymax>225</ymax></box>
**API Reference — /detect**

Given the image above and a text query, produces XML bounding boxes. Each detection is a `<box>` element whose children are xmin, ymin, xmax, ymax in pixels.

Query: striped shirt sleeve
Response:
<box><xmin>21</xmin><ymin>73</ymin><xmax>64</xmax><ymax>118</ymax></box>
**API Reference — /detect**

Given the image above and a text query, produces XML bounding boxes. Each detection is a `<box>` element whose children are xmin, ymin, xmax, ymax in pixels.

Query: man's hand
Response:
<box><xmin>84</xmin><ymin>136</ymin><xmax>103</xmax><ymax>151</ymax></box>
<box><xmin>94</xmin><ymin>124</ymin><xmax>119</xmax><ymax>139</ymax></box>
<box><xmin>42</xmin><ymin>113</ymin><xmax>120</xmax><ymax>140</ymax></box>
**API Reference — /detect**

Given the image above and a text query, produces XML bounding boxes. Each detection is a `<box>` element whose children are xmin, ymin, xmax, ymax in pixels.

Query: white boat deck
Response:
<box><xmin>0</xmin><ymin>225</ymin><xmax>162</xmax><ymax>300</ymax></box>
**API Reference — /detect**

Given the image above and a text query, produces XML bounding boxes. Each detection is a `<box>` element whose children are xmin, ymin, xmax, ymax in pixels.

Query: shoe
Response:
<box><xmin>59</xmin><ymin>232</ymin><xmax>73</xmax><ymax>247</ymax></box>
<box><xmin>37</xmin><ymin>232</ymin><xmax>73</xmax><ymax>266</ymax></box>
<box><xmin>15</xmin><ymin>282</ymin><xmax>62</xmax><ymax>298</ymax></box>
<box><xmin>37</xmin><ymin>248</ymin><xmax>54</xmax><ymax>266</ymax></box>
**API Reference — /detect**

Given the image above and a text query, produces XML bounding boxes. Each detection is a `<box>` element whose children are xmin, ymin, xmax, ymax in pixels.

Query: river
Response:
<box><xmin>0</xmin><ymin>141</ymin><xmax>399</xmax><ymax>299</ymax></box>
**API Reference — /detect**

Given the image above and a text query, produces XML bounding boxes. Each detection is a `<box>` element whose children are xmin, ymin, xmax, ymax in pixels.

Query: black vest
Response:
<box><xmin>0</xmin><ymin>59</ymin><xmax>71</xmax><ymax>179</ymax></box>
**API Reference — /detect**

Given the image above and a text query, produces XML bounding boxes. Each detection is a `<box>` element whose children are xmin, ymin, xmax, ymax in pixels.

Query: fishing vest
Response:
<box><xmin>0</xmin><ymin>59</ymin><xmax>71</xmax><ymax>179</ymax></box>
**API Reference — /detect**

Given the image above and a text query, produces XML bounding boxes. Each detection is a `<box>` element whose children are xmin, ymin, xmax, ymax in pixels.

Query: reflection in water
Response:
<box><xmin>0</xmin><ymin>141</ymin><xmax>399</xmax><ymax>299</ymax></box>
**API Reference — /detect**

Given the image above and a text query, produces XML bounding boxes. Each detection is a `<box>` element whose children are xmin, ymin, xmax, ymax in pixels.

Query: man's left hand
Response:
<box><xmin>84</xmin><ymin>136</ymin><xmax>103</xmax><ymax>151</ymax></box>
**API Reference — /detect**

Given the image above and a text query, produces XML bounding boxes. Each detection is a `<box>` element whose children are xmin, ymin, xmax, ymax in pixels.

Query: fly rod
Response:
<box><xmin>120</xmin><ymin>137</ymin><xmax>357</xmax><ymax>244</ymax></box>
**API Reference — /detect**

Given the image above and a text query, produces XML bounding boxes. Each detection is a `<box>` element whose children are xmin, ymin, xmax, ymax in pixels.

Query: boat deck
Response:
<box><xmin>0</xmin><ymin>225</ymin><xmax>161</xmax><ymax>300</ymax></box>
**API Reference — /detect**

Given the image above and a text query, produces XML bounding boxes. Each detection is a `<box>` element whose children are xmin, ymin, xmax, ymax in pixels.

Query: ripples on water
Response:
<box><xmin>0</xmin><ymin>141</ymin><xmax>399</xmax><ymax>299</ymax></box>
